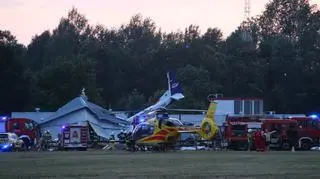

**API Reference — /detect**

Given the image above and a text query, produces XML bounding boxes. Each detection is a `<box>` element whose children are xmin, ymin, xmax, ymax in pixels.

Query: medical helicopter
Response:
<box><xmin>130</xmin><ymin>99</ymin><xmax>218</xmax><ymax>151</ymax></box>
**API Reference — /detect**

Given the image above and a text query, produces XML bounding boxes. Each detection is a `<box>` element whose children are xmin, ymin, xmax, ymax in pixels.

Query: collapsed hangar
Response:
<box><xmin>12</xmin><ymin>93</ymin><xmax>129</xmax><ymax>139</ymax></box>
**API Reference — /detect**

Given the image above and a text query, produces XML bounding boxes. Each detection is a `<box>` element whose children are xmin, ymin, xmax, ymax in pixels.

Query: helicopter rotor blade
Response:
<box><xmin>166</xmin><ymin>109</ymin><xmax>207</xmax><ymax>112</ymax></box>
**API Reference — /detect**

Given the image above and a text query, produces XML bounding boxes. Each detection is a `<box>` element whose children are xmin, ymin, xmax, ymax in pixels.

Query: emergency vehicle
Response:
<box><xmin>0</xmin><ymin>116</ymin><xmax>38</xmax><ymax>149</ymax></box>
<box><xmin>61</xmin><ymin>124</ymin><xmax>88</xmax><ymax>150</ymax></box>
<box><xmin>0</xmin><ymin>132</ymin><xmax>25</xmax><ymax>152</ymax></box>
<box><xmin>262</xmin><ymin>116</ymin><xmax>320</xmax><ymax>150</ymax></box>
<box><xmin>224</xmin><ymin>115</ymin><xmax>320</xmax><ymax>150</ymax></box>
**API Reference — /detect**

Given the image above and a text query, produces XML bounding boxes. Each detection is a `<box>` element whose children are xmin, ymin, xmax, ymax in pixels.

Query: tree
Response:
<box><xmin>255</xmin><ymin>0</ymin><xmax>320</xmax><ymax>112</ymax></box>
<box><xmin>3</xmin><ymin>1</ymin><xmax>320</xmax><ymax>114</ymax></box>
<box><xmin>30</xmin><ymin>55</ymin><xmax>104</xmax><ymax>110</ymax></box>
<box><xmin>0</xmin><ymin>30</ymin><xmax>30</xmax><ymax>113</ymax></box>
<box><xmin>258</xmin><ymin>0</ymin><xmax>313</xmax><ymax>40</ymax></box>
<box><xmin>117</xmin><ymin>89</ymin><xmax>147</xmax><ymax>111</ymax></box>
<box><xmin>26</xmin><ymin>30</ymin><xmax>52</xmax><ymax>70</ymax></box>
<box><xmin>174</xmin><ymin>65</ymin><xmax>213</xmax><ymax>109</ymax></box>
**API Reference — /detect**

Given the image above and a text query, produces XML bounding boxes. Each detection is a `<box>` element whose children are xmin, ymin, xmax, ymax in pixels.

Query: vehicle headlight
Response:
<box><xmin>2</xmin><ymin>144</ymin><xmax>12</xmax><ymax>149</ymax></box>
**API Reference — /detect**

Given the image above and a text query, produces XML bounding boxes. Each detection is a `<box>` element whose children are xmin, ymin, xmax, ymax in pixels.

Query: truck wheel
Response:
<box><xmin>281</xmin><ymin>142</ymin><xmax>291</xmax><ymax>150</ymax></box>
<box><xmin>12</xmin><ymin>144</ymin><xmax>16</xmax><ymax>152</ymax></box>
<box><xmin>8</xmin><ymin>144</ymin><xmax>13</xmax><ymax>152</ymax></box>
<box><xmin>301</xmin><ymin>140</ymin><xmax>312</xmax><ymax>150</ymax></box>
<box><xmin>78</xmin><ymin>147</ymin><xmax>87</xmax><ymax>151</ymax></box>
<box><xmin>20</xmin><ymin>143</ymin><xmax>27</xmax><ymax>151</ymax></box>
<box><xmin>21</xmin><ymin>138</ymin><xmax>30</xmax><ymax>150</ymax></box>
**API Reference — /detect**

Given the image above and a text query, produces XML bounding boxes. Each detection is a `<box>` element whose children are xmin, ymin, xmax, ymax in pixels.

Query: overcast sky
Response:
<box><xmin>0</xmin><ymin>0</ymin><xmax>319</xmax><ymax>45</ymax></box>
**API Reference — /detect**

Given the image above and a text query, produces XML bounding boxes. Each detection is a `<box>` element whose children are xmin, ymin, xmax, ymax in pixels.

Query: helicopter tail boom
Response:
<box><xmin>198</xmin><ymin>101</ymin><xmax>219</xmax><ymax>140</ymax></box>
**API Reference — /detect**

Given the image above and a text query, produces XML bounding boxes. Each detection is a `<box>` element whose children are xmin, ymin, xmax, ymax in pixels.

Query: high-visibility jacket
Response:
<box><xmin>43</xmin><ymin>132</ymin><xmax>52</xmax><ymax>141</ymax></box>
<box><xmin>247</xmin><ymin>133</ymin><xmax>253</xmax><ymax>143</ymax></box>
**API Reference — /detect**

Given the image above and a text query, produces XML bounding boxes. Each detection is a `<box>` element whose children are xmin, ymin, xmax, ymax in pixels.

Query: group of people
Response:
<box><xmin>247</xmin><ymin>129</ymin><xmax>276</xmax><ymax>152</ymax></box>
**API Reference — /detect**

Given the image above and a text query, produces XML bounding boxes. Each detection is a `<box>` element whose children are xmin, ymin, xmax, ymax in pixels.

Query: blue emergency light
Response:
<box><xmin>0</xmin><ymin>116</ymin><xmax>8</xmax><ymax>121</ymax></box>
<box><xmin>310</xmin><ymin>114</ymin><xmax>319</xmax><ymax>119</ymax></box>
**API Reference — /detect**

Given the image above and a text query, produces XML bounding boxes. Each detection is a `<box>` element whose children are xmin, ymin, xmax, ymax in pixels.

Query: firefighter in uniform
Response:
<box><xmin>254</xmin><ymin>129</ymin><xmax>266</xmax><ymax>152</ymax></box>
<box><xmin>155</xmin><ymin>108</ymin><xmax>170</xmax><ymax>151</ymax></box>
<box><xmin>109</xmin><ymin>135</ymin><xmax>115</xmax><ymax>142</ymax></box>
<box><xmin>108</xmin><ymin>134</ymin><xmax>116</xmax><ymax>150</ymax></box>
<box><xmin>117</xmin><ymin>132</ymin><xmax>126</xmax><ymax>144</ymax></box>
<box><xmin>40</xmin><ymin>130</ymin><xmax>52</xmax><ymax>151</ymax></box>
<box><xmin>125</xmin><ymin>132</ymin><xmax>135</xmax><ymax>152</ymax></box>
<box><xmin>247</xmin><ymin>129</ymin><xmax>253</xmax><ymax>151</ymax></box>
<box><xmin>156</xmin><ymin>108</ymin><xmax>169</xmax><ymax>129</ymax></box>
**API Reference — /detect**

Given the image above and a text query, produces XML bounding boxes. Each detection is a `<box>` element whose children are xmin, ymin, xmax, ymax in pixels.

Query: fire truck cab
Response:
<box><xmin>261</xmin><ymin>119</ymin><xmax>298</xmax><ymax>150</ymax></box>
<box><xmin>290</xmin><ymin>117</ymin><xmax>320</xmax><ymax>150</ymax></box>
<box><xmin>0</xmin><ymin>117</ymin><xmax>38</xmax><ymax>149</ymax></box>
<box><xmin>224</xmin><ymin>116</ymin><xmax>262</xmax><ymax>150</ymax></box>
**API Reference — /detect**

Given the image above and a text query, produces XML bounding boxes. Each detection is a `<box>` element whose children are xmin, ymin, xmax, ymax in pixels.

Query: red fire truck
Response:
<box><xmin>0</xmin><ymin>116</ymin><xmax>38</xmax><ymax>149</ymax></box>
<box><xmin>61</xmin><ymin>124</ymin><xmax>88</xmax><ymax>150</ymax></box>
<box><xmin>224</xmin><ymin>115</ymin><xmax>320</xmax><ymax>150</ymax></box>
<box><xmin>263</xmin><ymin>116</ymin><xmax>320</xmax><ymax>150</ymax></box>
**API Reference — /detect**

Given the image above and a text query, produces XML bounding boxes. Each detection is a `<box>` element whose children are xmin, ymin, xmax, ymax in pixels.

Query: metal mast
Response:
<box><xmin>241</xmin><ymin>0</ymin><xmax>252</xmax><ymax>42</ymax></box>
<box><xmin>244</xmin><ymin>0</ymin><xmax>251</xmax><ymax>21</ymax></box>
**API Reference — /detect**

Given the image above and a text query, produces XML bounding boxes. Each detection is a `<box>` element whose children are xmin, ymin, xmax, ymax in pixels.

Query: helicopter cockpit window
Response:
<box><xmin>171</xmin><ymin>118</ymin><xmax>184</xmax><ymax>126</ymax></box>
<box><xmin>164</xmin><ymin>120</ymin><xmax>175</xmax><ymax>127</ymax></box>
<box><xmin>156</xmin><ymin>113</ymin><xmax>169</xmax><ymax>120</ymax></box>
<box><xmin>132</xmin><ymin>123</ymin><xmax>155</xmax><ymax>141</ymax></box>
<box><xmin>162</xmin><ymin>118</ymin><xmax>183</xmax><ymax>127</ymax></box>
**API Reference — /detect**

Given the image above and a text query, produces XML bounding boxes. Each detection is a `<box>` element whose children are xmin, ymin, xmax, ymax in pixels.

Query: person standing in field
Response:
<box><xmin>247</xmin><ymin>129</ymin><xmax>253</xmax><ymax>151</ymax></box>
<box><xmin>254</xmin><ymin>129</ymin><xmax>266</xmax><ymax>152</ymax></box>
<box><xmin>287</xmin><ymin>124</ymin><xmax>298</xmax><ymax>149</ymax></box>
<box><xmin>264</xmin><ymin>129</ymin><xmax>276</xmax><ymax>151</ymax></box>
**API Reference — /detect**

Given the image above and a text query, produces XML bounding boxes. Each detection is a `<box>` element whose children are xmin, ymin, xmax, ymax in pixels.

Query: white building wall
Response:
<box><xmin>214</xmin><ymin>99</ymin><xmax>264</xmax><ymax>115</ymax></box>
<box><xmin>215</xmin><ymin>100</ymin><xmax>235</xmax><ymax>115</ymax></box>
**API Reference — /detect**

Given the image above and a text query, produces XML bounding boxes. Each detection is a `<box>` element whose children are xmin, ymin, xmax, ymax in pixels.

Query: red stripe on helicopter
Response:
<box><xmin>166</xmin><ymin>128</ymin><xmax>177</xmax><ymax>132</ymax></box>
<box><xmin>155</xmin><ymin>129</ymin><xmax>169</xmax><ymax>135</ymax></box>
<box><xmin>143</xmin><ymin>135</ymin><xmax>166</xmax><ymax>142</ymax></box>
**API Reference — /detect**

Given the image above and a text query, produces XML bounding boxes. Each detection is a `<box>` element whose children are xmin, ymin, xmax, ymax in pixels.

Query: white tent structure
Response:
<box><xmin>39</xmin><ymin>92</ymin><xmax>129</xmax><ymax>139</ymax></box>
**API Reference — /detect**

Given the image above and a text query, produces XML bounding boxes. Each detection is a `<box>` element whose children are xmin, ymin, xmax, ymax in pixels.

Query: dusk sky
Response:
<box><xmin>1</xmin><ymin>0</ymin><xmax>319</xmax><ymax>45</ymax></box>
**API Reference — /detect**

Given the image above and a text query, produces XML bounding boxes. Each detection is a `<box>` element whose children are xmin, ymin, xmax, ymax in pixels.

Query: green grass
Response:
<box><xmin>0</xmin><ymin>150</ymin><xmax>320</xmax><ymax>178</ymax></box>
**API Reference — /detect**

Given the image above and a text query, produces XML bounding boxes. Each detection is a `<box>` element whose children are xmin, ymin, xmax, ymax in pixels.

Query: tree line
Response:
<box><xmin>1</xmin><ymin>0</ymin><xmax>320</xmax><ymax>114</ymax></box>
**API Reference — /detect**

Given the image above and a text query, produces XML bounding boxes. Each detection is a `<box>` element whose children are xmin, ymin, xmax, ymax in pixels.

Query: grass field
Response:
<box><xmin>0</xmin><ymin>150</ymin><xmax>320</xmax><ymax>179</ymax></box>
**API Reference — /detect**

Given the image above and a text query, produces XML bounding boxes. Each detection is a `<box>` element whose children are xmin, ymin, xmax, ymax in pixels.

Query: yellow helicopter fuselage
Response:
<box><xmin>133</xmin><ymin>102</ymin><xmax>218</xmax><ymax>146</ymax></box>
